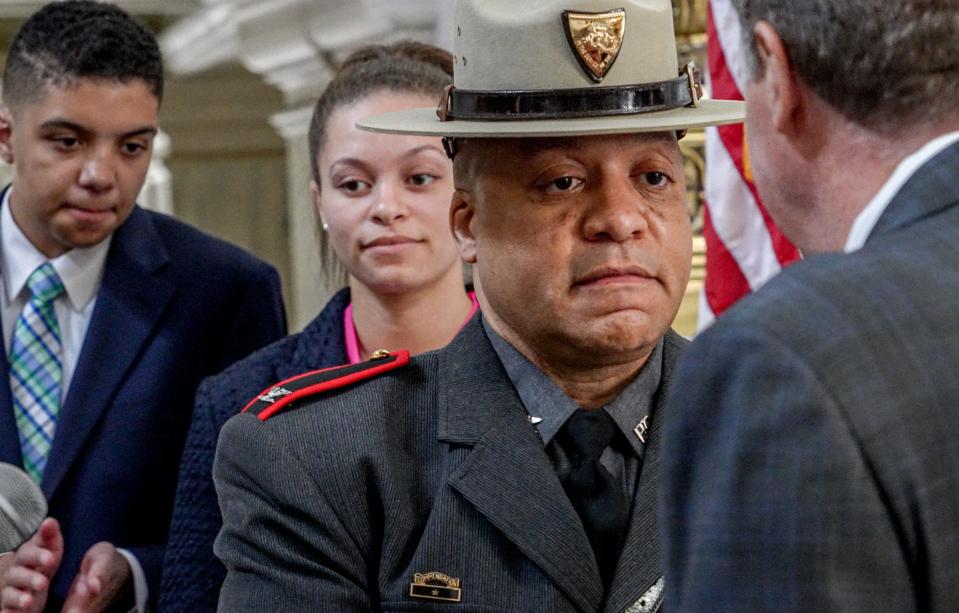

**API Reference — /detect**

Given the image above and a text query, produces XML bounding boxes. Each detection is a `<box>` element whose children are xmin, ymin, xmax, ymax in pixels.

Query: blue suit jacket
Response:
<box><xmin>159</xmin><ymin>288</ymin><xmax>349</xmax><ymax>612</ymax></box>
<box><xmin>0</xmin><ymin>205</ymin><xmax>286</xmax><ymax>611</ymax></box>
<box><xmin>661</xmin><ymin>141</ymin><xmax>959</xmax><ymax>611</ymax></box>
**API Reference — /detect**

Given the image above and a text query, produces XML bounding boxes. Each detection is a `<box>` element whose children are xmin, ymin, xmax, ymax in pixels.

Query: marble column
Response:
<box><xmin>269</xmin><ymin>105</ymin><xmax>332</xmax><ymax>331</ymax></box>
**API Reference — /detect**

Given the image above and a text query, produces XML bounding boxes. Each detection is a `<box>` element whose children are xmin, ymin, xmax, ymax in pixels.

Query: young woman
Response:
<box><xmin>159</xmin><ymin>42</ymin><xmax>475</xmax><ymax>611</ymax></box>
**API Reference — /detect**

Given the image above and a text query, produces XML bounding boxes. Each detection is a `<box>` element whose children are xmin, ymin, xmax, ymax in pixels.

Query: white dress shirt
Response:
<box><xmin>0</xmin><ymin>189</ymin><xmax>147</xmax><ymax>612</ymax></box>
<box><xmin>0</xmin><ymin>191</ymin><xmax>109</xmax><ymax>398</ymax></box>
<box><xmin>845</xmin><ymin>130</ymin><xmax>959</xmax><ymax>253</ymax></box>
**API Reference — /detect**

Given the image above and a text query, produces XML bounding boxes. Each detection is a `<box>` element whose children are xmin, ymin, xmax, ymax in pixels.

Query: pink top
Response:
<box><xmin>343</xmin><ymin>291</ymin><xmax>480</xmax><ymax>364</ymax></box>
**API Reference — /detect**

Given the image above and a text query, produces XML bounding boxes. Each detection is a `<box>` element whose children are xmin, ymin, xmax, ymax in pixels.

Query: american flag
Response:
<box><xmin>698</xmin><ymin>0</ymin><xmax>800</xmax><ymax>329</ymax></box>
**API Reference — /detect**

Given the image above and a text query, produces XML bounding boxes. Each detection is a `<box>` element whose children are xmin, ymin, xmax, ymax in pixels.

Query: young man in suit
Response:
<box><xmin>0</xmin><ymin>2</ymin><xmax>286</xmax><ymax>611</ymax></box>
<box><xmin>211</xmin><ymin>1</ymin><xmax>743</xmax><ymax>611</ymax></box>
<box><xmin>660</xmin><ymin>0</ymin><xmax>959</xmax><ymax>610</ymax></box>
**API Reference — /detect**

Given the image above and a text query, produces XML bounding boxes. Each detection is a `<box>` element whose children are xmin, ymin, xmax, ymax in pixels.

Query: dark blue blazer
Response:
<box><xmin>159</xmin><ymin>288</ymin><xmax>349</xmax><ymax>612</ymax></box>
<box><xmin>0</xmin><ymin>204</ymin><xmax>286</xmax><ymax>611</ymax></box>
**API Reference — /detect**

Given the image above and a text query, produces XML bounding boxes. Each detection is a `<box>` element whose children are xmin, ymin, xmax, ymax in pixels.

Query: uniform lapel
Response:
<box><xmin>41</xmin><ymin>208</ymin><xmax>175</xmax><ymax>499</ymax></box>
<box><xmin>604</xmin><ymin>331</ymin><xmax>686</xmax><ymax>613</ymax></box>
<box><xmin>442</xmin><ymin>318</ymin><xmax>604</xmax><ymax>613</ymax></box>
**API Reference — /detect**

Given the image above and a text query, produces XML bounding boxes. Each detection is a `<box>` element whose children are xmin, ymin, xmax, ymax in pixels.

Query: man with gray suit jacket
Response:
<box><xmin>211</xmin><ymin>0</ymin><xmax>745</xmax><ymax>611</ymax></box>
<box><xmin>660</xmin><ymin>1</ymin><xmax>959</xmax><ymax>611</ymax></box>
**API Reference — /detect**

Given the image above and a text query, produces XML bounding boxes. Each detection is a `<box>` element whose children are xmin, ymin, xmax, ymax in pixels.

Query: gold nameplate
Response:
<box><xmin>562</xmin><ymin>8</ymin><xmax>626</xmax><ymax>83</ymax></box>
<box><xmin>409</xmin><ymin>571</ymin><xmax>462</xmax><ymax>603</ymax></box>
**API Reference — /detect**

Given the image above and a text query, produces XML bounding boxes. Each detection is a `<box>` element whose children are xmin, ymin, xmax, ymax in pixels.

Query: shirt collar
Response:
<box><xmin>845</xmin><ymin>130</ymin><xmax>959</xmax><ymax>253</ymax></box>
<box><xmin>0</xmin><ymin>187</ymin><xmax>112</xmax><ymax>311</ymax></box>
<box><xmin>482</xmin><ymin>316</ymin><xmax>663</xmax><ymax>457</ymax></box>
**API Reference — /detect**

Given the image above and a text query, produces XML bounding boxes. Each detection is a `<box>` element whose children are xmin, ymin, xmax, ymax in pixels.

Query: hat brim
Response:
<box><xmin>357</xmin><ymin>99</ymin><xmax>745</xmax><ymax>138</ymax></box>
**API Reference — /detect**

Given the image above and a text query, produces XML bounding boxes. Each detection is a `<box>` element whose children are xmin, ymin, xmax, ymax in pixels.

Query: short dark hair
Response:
<box><xmin>307</xmin><ymin>41</ymin><xmax>453</xmax><ymax>285</ymax></box>
<box><xmin>3</xmin><ymin>0</ymin><xmax>164</xmax><ymax>110</ymax></box>
<box><xmin>733</xmin><ymin>0</ymin><xmax>959</xmax><ymax>132</ymax></box>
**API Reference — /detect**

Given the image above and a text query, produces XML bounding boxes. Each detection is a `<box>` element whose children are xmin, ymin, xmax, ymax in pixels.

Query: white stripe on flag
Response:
<box><xmin>705</xmin><ymin>126</ymin><xmax>783</xmax><ymax>290</ymax></box>
<box><xmin>697</xmin><ymin>287</ymin><xmax>716</xmax><ymax>331</ymax></box>
<box><xmin>709</xmin><ymin>0</ymin><xmax>751</xmax><ymax>95</ymax></box>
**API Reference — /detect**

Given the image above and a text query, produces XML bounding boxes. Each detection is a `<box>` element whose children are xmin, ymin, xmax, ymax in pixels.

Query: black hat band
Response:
<box><xmin>437</xmin><ymin>62</ymin><xmax>703</xmax><ymax>122</ymax></box>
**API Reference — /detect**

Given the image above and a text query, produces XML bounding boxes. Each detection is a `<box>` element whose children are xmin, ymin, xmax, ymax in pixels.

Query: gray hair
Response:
<box><xmin>732</xmin><ymin>0</ymin><xmax>959</xmax><ymax>132</ymax></box>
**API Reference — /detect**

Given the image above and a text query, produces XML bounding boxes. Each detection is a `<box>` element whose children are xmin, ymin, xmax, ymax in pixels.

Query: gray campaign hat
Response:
<box><xmin>357</xmin><ymin>0</ymin><xmax>745</xmax><ymax>138</ymax></box>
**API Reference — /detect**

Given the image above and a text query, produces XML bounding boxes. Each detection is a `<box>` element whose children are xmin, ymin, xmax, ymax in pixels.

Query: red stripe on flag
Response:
<box><xmin>702</xmin><ymin>205</ymin><xmax>752</xmax><ymax>315</ymax></box>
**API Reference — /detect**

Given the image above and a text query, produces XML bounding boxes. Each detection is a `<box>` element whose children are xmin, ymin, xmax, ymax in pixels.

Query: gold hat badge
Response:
<box><xmin>563</xmin><ymin>8</ymin><xmax>627</xmax><ymax>82</ymax></box>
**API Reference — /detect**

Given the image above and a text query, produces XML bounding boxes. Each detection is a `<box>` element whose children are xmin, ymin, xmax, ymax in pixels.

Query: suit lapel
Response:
<box><xmin>0</xmin><ymin>185</ymin><xmax>20</xmax><ymax>467</ymax></box>
<box><xmin>42</xmin><ymin>208</ymin><xmax>175</xmax><ymax>499</ymax></box>
<box><xmin>869</xmin><ymin>139</ymin><xmax>959</xmax><ymax>243</ymax></box>
<box><xmin>0</xmin><ymin>350</ymin><xmax>22</xmax><ymax>467</ymax></box>
<box><xmin>604</xmin><ymin>331</ymin><xmax>686</xmax><ymax>613</ymax></box>
<box><xmin>442</xmin><ymin>318</ymin><xmax>604</xmax><ymax>613</ymax></box>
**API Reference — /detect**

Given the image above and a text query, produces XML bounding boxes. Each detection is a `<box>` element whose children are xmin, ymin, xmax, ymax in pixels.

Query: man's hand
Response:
<box><xmin>0</xmin><ymin>518</ymin><xmax>63</xmax><ymax>613</ymax></box>
<box><xmin>61</xmin><ymin>543</ymin><xmax>133</xmax><ymax>613</ymax></box>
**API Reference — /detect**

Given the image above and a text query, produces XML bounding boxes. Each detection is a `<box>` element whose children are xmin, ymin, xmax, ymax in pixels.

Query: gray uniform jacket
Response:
<box><xmin>661</xmin><ymin>140</ymin><xmax>959</xmax><ymax>612</ymax></box>
<box><xmin>213</xmin><ymin>316</ymin><xmax>687</xmax><ymax>612</ymax></box>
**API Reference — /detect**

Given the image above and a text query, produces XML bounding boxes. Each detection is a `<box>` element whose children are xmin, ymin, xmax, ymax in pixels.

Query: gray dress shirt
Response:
<box><xmin>482</xmin><ymin>318</ymin><xmax>663</xmax><ymax>500</ymax></box>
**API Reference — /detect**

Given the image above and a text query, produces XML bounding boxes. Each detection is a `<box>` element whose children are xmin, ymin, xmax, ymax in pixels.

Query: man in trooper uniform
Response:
<box><xmin>213</xmin><ymin>1</ymin><xmax>743</xmax><ymax>611</ymax></box>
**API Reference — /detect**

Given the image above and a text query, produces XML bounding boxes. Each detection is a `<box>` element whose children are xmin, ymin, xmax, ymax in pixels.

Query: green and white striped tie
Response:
<box><xmin>10</xmin><ymin>262</ymin><xmax>64</xmax><ymax>483</ymax></box>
